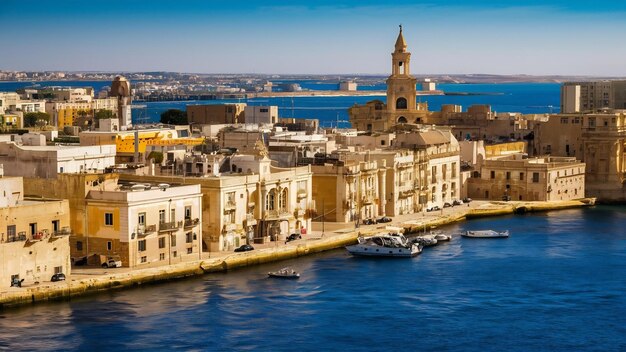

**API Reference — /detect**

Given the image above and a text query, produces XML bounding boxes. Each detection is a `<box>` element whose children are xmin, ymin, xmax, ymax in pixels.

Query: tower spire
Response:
<box><xmin>395</xmin><ymin>24</ymin><xmax>407</xmax><ymax>53</ymax></box>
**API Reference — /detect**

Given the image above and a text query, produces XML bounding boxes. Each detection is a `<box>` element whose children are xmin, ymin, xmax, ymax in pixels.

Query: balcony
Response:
<box><xmin>184</xmin><ymin>218</ymin><xmax>200</xmax><ymax>228</ymax></box>
<box><xmin>265</xmin><ymin>209</ymin><xmax>292</xmax><ymax>220</ymax></box>
<box><xmin>52</xmin><ymin>227</ymin><xmax>72</xmax><ymax>238</ymax></box>
<box><xmin>361</xmin><ymin>195</ymin><xmax>375</xmax><ymax>205</ymax></box>
<box><xmin>224</xmin><ymin>200</ymin><xmax>237</xmax><ymax>211</ymax></box>
<box><xmin>223</xmin><ymin>223</ymin><xmax>237</xmax><ymax>232</ymax></box>
<box><xmin>159</xmin><ymin>221</ymin><xmax>182</xmax><ymax>232</ymax></box>
<box><xmin>138</xmin><ymin>224</ymin><xmax>157</xmax><ymax>237</ymax></box>
<box><xmin>296</xmin><ymin>189</ymin><xmax>308</xmax><ymax>200</ymax></box>
<box><xmin>6</xmin><ymin>232</ymin><xmax>27</xmax><ymax>243</ymax></box>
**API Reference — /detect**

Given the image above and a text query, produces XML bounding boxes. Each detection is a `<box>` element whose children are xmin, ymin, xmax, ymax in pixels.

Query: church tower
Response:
<box><xmin>386</xmin><ymin>25</ymin><xmax>417</xmax><ymax>123</ymax></box>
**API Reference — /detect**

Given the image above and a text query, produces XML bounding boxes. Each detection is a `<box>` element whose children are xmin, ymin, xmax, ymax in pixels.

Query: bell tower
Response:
<box><xmin>386</xmin><ymin>25</ymin><xmax>417</xmax><ymax>119</ymax></box>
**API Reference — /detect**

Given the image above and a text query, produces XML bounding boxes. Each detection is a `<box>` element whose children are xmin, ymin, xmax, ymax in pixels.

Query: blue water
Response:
<box><xmin>2</xmin><ymin>206</ymin><xmax>626</xmax><ymax>351</ymax></box>
<box><xmin>0</xmin><ymin>81</ymin><xmax>560</xmax><ymax>127</ymax></box>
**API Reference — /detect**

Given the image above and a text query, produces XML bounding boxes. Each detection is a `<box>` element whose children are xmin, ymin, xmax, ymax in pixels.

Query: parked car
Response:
<box><xmin>234</xmin><ymin>244</ymin><xmax>254</xmax><ymax>252</ymax></box>
<box><xmin>377</xmin><ymin>216</ymin><xmax>392</xmax><ymax>223</ymax></box>
<box><xmin>443</xmin><ymin>202</ymin><xmax>452</xmax><ymax>208</ymax></box>
<box><xmin>285</xmin><ymin>233</ymin><xmax>302</xmax><ymax>243</ymax></box>
<box><xmin>102</xmin><ymin>256</ymin><xmax>122</xmax><ymax>268</ymax></box>
<box><xmin>463</xmin><ymin>197</ymin><xmax>473</xmax><ymax>203</ymax></box>
<box><xmin>426</xmin><ymin>206</ymin><xmax>441</xmax><ymax>212</ymax></box>
<box><xmin>51</xmin><ymin>273</ymin><xmax>66</xmax><ymax>282</ymax></box>
<box><xmin>362</xmin><ymin>218</ymin><xmax>376</xmax><ymax>225</ymax></box>
<box><xmin>453</xmin><ymin>199</ymin><xmax>463</xmax><ymax>206</ymax></box>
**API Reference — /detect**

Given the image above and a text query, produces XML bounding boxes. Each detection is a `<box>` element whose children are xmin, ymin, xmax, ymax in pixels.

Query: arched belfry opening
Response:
<box><xmin>396</xmin><ymin>97</ymin><xmax>407</xmax><ymax>110</ymax></box>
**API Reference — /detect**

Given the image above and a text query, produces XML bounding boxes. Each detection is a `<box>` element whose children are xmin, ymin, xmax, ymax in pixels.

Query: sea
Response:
<box><xmin>0</xmin><ymin>81</ymin><xmax>560</xmax><ymax>127</ymax></box>
<box><xmin>1</xmin><ymin>206</ymin><xmax>625</xmax><ymax>351</ymax></box>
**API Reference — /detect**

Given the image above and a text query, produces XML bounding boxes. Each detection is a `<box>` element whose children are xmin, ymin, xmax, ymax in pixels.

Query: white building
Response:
<box><xmin>244</xmin><ymin>106</ymin><xmax>278</xmax><ymax>124</ymax></box>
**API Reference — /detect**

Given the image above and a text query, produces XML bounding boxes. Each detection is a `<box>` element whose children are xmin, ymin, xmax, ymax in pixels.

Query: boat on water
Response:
<box><xmin>462</xmin><ymin>230</ymin><xmax>509</xmax><ymax>238</ymax></box>
<box><xmin>346</xmin><ymin>231</ymin><xmax>422</xmax><ymax>257</ymax></box>
<box><xmin>268</xmin><ymin>267</ymin><xmax>300</xmax><ymax>279</ymax></box>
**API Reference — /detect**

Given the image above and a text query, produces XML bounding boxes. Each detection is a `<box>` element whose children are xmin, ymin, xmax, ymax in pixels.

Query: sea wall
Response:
<box><xmin>0</xmin><ymin>199</ymin><xmax>595</xmax><ymax>309</ymax></box>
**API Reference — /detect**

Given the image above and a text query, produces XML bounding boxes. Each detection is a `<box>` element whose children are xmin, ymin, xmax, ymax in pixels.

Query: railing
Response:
<box><xmin>6</xmin><ymin>232</ymin><xmax>28</xmax><ymax>243</ymax></box>
<box><xmin>159</xmin><ymin>221</ymin><xmax>182</xmax><ymax>232</ymax></box>
<box><xmin>52</xmin><ymin>227</ymin><xmax>72</xmax><ymax>237</ymax></box>
<box><xmin>184</xmin><ymin>218</ymin><xmax>200</xmax><ymax>228</ymax></box>
<box><xmin>138</xmin><ymin>224</ymin><xmax>157</xmax><ymax>237</ymax></box>
<box><xmin>265</xmin><ymin>209</ymin><xmax>291</xmax><ymax>219</ymax></box>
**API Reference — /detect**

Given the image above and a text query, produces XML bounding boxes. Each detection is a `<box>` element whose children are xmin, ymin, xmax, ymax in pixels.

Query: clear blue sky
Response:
<box><xmin>2</xmin><ymin>0</ymin><xmax>626</xmax><ymax>75</ymax></box>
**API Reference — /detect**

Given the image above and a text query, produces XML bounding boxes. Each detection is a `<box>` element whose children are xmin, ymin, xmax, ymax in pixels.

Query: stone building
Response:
<box><xmin>535</xmin><ymin>110</ymin><xmax>626</xmax><ymax>202</ymax></box>
<box><xmin>1</xmin><ymin>176</ymin><xmax>71</xmax><ymax>288</ymax></box>
<box><xmin>120</xmin><ymin>152</ymin><xmax>313</xmax><ymax>252</ymax></box>
<box><xmin>187</xmin><ymin>103</ymin><xmax>246</xmax><ymax>125</ymax></box>
<box><xmin>561</xmin><ymin>80</ymin><xmax>626</xmax><ymax>113</ymax></box>
<box><xmin>466</xmin><ymin>154</ymin><xmax>585</xmax><ymax>201</ymax></box>
<box><xmin>84</xmin><ymin>182</ymin><xmax>203</xmax><ymax>268</ymax></box>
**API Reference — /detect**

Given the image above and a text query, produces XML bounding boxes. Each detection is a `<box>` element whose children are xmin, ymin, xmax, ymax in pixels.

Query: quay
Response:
<box><xmin>0</xmin><ymin>198</ymin><xmax>594</xmax><ymax>309</ymax></box>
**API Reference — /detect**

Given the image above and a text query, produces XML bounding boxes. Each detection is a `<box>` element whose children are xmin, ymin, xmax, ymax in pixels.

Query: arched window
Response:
<box><xmin>397</xmin><ymin>116</ymin><xmax>407</xmax><ymax>124</ymax></box>
<box><xmin>396</xmin><ymin>97</ymin><xmax>407</xmax><ymax>110</ymax></box>
<box><xmin>266</xmin><ymin>190</ymin><xmax>276</xmax><ymax>210</ymax></box>
<box><xmin>280</xmin><ymin>188</ymin><xmax>288</xmax><ymax>210</ymax></box>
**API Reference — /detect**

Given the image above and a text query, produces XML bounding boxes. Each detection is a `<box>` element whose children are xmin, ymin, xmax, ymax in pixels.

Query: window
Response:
<box><xmin>520</xmin><ymin>172</ymin><xmax>525</xmax><ymax>181</ymax></box>
<box><xmin>187</xmin><ymin>248</ymin><xmax>193</xmax><ymax>254</ymax></box>
<box><xmin>185</xmin><ymin>206</ymin><xmax>191</xmax><ymax>220</ymax></box>
<box><xmin>159</xmin><ymin>237</ymin><xmax>166</xmax><ymax>249</ymax></box>
<box><xmin>560</xmin><ymin>117</ymin><xmax>568</xmax><ymax>124</ymax></box>
<box><xmin>138</xmin><ymin>240</ymin><xmax>146</xmax><ymax>252</ymax></box>
<box><xmin>506</xmin><ymin>172</ymin><xmax>511</xmax><ymax>180</ymax></box>
<box><xmin>431</xmin><ymin>166</ymin><xmax>437</xmax><ymax>182</ymax></box>
<box><xmin>260</xmin><ymin>108</ymin><xmax>268</xmax><ymax>113</ymax></box>
<box><xmin>105</xmin><ymin>213</ymin><xmax>113</xmax><ymax>226</ymax></box>
<box><xmin>173</xmin><ymin>251</ymin><xmax>177</xmax><ymax>258</ymax></box>
<box><xmin>171</xmin><ymin>234</ymin><xmax>177</xmax><ymax>247</ymax></box>
<box><xmin>76</xmin><ymin>241</ymin><xmax>83</xmax><ymax>251</ymax></box>
<box><xmin>52</xmin><ymin>220</ymin><xmax>60</xmax><ymax>233</ymax></box>
<box><xmin>170</xmin><ymin>208</ymin><xmax>175</xmax><ymax>222</ymax></box>
<box><xmin>141</xmin><ymin>256</ymin><xmax>147</xmax><ymax>263</ymax></box>
<box><xmin>54</xmin><ymin>266</ymin><xmax>63</xmax><ymax>274</ymax></box>
<box><xmin>451</xmin><ymin>162</ymin><xmax>457</xmax><ymax>178</ymax></box>
<box><xmin>107</xmin><ymin>241</ymin><xmax>112</xmax><ymax>251</ymax></box>
<box><xmin>138</xmin><ymin>212</ymin><xmax>146</xmax><ymax>225</ymax></box>
<box><xmin>159</xmin><ymin>210</ymin><xmax>165</xmax><ymax>224</ymax></box>
<box><xmin>490</xmin><ymin>171</ymin><xmax>495</xmax><ymax>179</ymax></box>
<box><xmin>266</xmin><ymin>190</ymin><xmax>276</xmax><ymax>210</ymax></box>
<box><xmin>29</xmin><ymin>223</ymin><xmax>37</xmax><ymax>236</ymax></box>
<box><xmin>159</xmin><ymin>253</ymin><xmax>165</xmax><ymax>261</ymax></box>
<box><xmin>532</xmin><ymin>172</ymin><xmax>540</xmax><ymax>183</ymax></box>
<box><xmin>186</xmin><ymin>232</ymin><xmax>193</xmax><ymax>243</ymax></box>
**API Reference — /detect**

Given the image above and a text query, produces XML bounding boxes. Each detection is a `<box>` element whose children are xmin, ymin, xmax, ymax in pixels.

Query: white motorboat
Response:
<box><xmin>462</xmin><ymin>230</ymin><xmax>509</xmax><ymax>238</ymax></box>
<box><xmin>346</xmin><ymin>232</ymin><xmax>422</xmax><ymax>257</ymax></box>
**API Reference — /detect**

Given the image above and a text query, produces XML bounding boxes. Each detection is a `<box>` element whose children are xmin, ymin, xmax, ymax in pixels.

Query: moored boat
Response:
<box><xmin>346</xmin><ymin>232</ymin><xmax>422</xmax><ymax>257</ymax></box>
<box><xmin>268</xmin><ymin>267</ymin><xmax>300</xmax><ymax>279</ymax></box>
<box><xmin>462</xmin><ymin>230</ymin><xmax>509</xmax><ymax>238</ymax></box>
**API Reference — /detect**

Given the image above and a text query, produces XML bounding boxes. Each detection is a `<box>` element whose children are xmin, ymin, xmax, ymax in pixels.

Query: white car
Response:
<box><xmin>102</xmin><ymin>257</ymin><xmax>122</xmax><ymax>268</ymax></box>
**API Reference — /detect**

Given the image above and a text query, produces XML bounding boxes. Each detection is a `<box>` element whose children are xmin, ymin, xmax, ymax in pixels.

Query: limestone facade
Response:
<box><xmin>1</xmin><ymin>176</ymin><xmax>71</xmax><ymax>288</ymax></box>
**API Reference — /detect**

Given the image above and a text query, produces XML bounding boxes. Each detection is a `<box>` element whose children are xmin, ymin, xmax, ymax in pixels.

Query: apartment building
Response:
<box><xmin>0</xmin><ymin>176</ymin><xmax>71</xmax><ymax>288</ymax></box>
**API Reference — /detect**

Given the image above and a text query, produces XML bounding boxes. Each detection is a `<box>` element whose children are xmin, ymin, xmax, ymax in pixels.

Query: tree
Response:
<box><xmin>23</xmin><ymin>112</ymin><xmax>50</xmax><ymax>128</ymax></box>
<box><xmin>94</xmin><ymin>109</ymin><xmax>115</xmax><ymax>119</ymax></box>
<box><xmin>160</xmin><ymin>109</ymin><xmax>188</xmax><ymax>125</ymax></box>
<box><xmin>147</xmin><ymin>151</ymin><xmax>164</xmax><ymax>164</ymax></box>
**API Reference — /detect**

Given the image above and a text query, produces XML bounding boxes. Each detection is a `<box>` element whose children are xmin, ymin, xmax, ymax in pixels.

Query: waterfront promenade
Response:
<box><xmin>0</xmin><ymin>199</ymin><xmax>594</xmax><ymax>309</ymax></box>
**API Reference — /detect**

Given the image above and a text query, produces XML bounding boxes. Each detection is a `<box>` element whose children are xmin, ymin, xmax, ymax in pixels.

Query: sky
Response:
<box><xmin>2</xmin><ymin>0</ymin><xmax>626</xmax><ymax>76</ymax></box>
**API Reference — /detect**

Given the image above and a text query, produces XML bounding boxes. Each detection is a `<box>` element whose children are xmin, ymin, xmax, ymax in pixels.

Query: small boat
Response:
<box><xmin>346</xmin><ymin>231</ymin><xmax>422</xmax><ymax>257</ymax></box>
<box><xmin>268</xmin><ymin>267</ymin><xmax>300</xmax><ymax>279</ymax></box>
<box><xmin>412</xmin><ymin>235</ymin><xmax>438</xmax><ymax>247</ymax></box>
<box><xmin>462</xmin><ymin>230</ymin><xmax>509</xmax><ymax>238</ymax></box>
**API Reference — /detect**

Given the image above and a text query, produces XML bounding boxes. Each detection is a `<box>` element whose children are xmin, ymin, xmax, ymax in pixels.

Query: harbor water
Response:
<box><xmin>0</xmin><ymin>81</ymin><xmax>560</xmax><ymax>127</ymax></box>
<box><xmin>2</xmin><ymin>206</ymin><xmax>626</xmax><ymax>351</ymax></box>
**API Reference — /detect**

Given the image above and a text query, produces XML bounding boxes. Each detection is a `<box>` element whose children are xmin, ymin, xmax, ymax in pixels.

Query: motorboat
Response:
<box><xmin>346</xmin><ymin>232</ymin><xmax>422</xmax><ymax>257</ymax></box>
<box><xmin>462</xmin><ymin>230</ymin><xmax>509</xmax><ymax>238</ymax></box>
<box><xmin>412</xmin><ymin>235</ymin><xmax>438</xmax><ymax>247</ymax></box>
<box><xmin>268</xmin><ymin>267</ymin><xmax>300</xmax><ymax>279</ymax></box>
